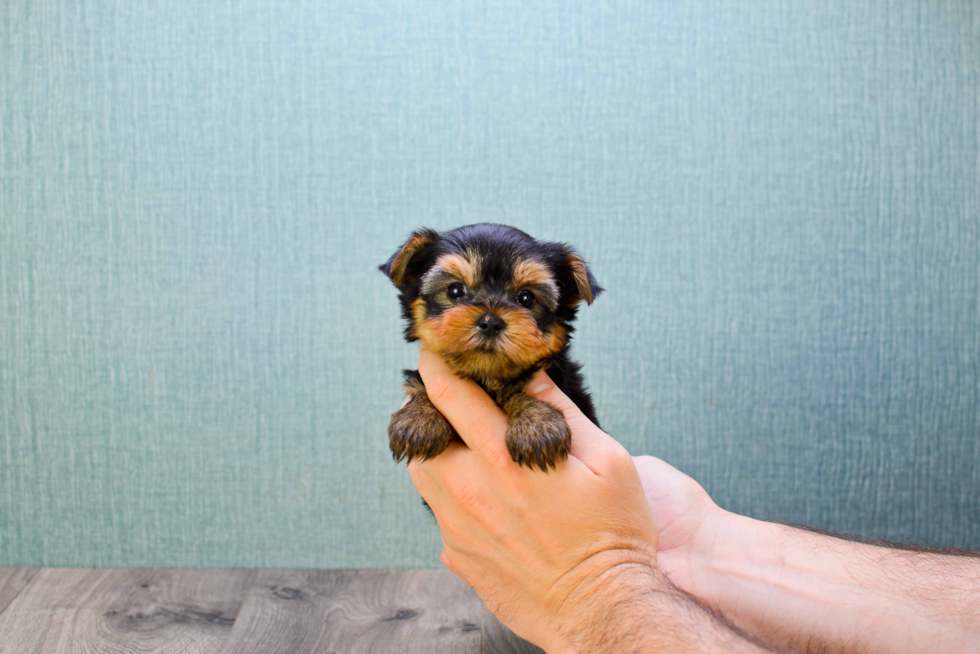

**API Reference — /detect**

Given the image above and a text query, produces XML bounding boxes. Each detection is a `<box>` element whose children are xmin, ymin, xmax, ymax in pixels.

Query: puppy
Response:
<box><xmin>380</xmin><ymin>223</ymin><xmax>602</xmax><ymax>470</ymax></box>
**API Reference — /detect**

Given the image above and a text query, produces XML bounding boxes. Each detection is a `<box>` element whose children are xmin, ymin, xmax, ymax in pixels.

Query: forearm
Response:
<box><xmin>688</xmin><ymin>513</ymin><xmax>980</xmax><ymax>654</ymax></box>
<box><xmin>550</xmin><ymin>561</ymin><xmax>774</xmax><ymax>654</ymax></box>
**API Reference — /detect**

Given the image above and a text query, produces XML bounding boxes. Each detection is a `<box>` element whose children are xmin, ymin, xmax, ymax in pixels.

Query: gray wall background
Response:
<box><xmin>1</xmin><ymin>0</ymin><xmax>978</xmax><ymax>568</ymax></box>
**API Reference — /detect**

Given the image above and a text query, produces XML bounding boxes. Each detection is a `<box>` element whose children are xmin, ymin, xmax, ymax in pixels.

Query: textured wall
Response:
<box><xmin>1</xmin><ymin>0</ymin><xmax>978</xmax><ymax>568</ymax></box>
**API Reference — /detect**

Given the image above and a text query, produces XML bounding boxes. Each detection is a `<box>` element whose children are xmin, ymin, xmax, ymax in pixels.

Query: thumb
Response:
<box><xmin>525</xmin><ymin>370</ymin><xmax>624</xmax><ymax>470</ymax></box>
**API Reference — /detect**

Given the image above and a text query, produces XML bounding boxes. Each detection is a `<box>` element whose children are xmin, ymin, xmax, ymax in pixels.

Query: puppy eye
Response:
<box><xmin>516</xmin><ymin>289</ymin><xmax>535</xmax><ymax>308</ymax></box>
<box><xmin>447</xmin><ymin>283</ymin><xmax>467</xmax><ymax>301</ymax></box>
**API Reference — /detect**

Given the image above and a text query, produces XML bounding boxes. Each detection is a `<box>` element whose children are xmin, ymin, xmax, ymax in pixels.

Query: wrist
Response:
<box><xmin>544</xmin><ymin>551</ymin><xmax>661</xmax><ymax>654</ymax></box>
<box><xmin>551</xmin><ymin>562</ymin><xmax>666</xmax><ymax>654</ymax></box>
<box><xmin>681</xmin><ymin>507</ymin><xmax>753</xmax><ymax>602</ymax></box>
<box><xmin>686</xmin><ymin>512</ymin><xmax>807</xmax><ymax>630</ymax></box>
<box><xmin>548</xmin><ymin>554</ymin><xmax>769</xmax><ymax>654</ymax></box>
<box><xmin>682</xmin><ymin>511</ymin><xmax>806</xmax><ymax>644</ymax></box>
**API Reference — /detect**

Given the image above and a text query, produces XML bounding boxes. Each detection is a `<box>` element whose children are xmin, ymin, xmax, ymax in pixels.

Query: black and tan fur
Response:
<box><xmin>380</xmin><ymin>224</ymin><xmax>602</xmax><ymax>471</ymax></box>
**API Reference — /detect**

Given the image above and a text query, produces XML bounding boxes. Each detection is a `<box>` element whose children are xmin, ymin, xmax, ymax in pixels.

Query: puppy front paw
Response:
<box><xmin>388</xmin><ymin>395</ymin><xmax>456</xmax><ymax>464</ymax></box>
<box><xmin>504</xmin><ymin>395</ymin><xmax>572</xmax><ymax>471</ymax></box>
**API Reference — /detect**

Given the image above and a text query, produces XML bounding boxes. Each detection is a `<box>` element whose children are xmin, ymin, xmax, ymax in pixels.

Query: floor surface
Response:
<box><xmin>0</xmin><ymin>567</ymin><xmax>543</xmax><ymax>653</ymax></box>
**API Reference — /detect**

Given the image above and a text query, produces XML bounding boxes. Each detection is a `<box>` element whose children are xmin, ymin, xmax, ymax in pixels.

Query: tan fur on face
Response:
<box><xmin>512</xmin><ymin>259</ymin><xmax>559</xmax><ymax>304</ymax></box>
<box><xmin>512</xmin><ymin>259</ymin><xmax>553</xmax><ymax>289</ymax></box>
<box><xmin>413</xmin><ymin>302</ymin><xmax>568</xmax><ymax>383</ymax></box>
<box><xmin>433</xmin><ymin>252</ymin><xmax>480</xmax><ymax>288</ymax></box>
<box><xmin>410</xmin><ymin>297</ymin><xmax>429</xmax><ymax>338</ymax></box>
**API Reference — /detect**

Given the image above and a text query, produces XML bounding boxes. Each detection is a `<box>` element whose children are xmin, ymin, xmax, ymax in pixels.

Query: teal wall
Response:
<box><xmin>1</xmin><ymin>0</ymin><xmax>978</xmax><ymax>568</ymax></box>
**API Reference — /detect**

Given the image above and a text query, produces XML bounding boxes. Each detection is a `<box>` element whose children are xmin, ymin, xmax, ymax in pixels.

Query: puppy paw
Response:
<box><xmin>505</xmin><ymin>396</ymin><xmax>571</xmax><ymax>471</ymax></box>
<box><xmin>388</xmin><ymin>396</ymin><xmax>455</xmax><ymax>464</ymax></box>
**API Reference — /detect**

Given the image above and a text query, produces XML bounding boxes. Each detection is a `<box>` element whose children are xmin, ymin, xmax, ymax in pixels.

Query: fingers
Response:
<box><xmin>418</xmin><ymin>350</ymin><xmax>510</xmax><ymax>460</ymax></box>
<box><xmin>525</xmin><ymin>370</ymin><xmax>629</xmax><ymax>473</ymax></box>
<box><xmin>408</xmin><ymin>439</ymin><xmax>474</xmax><ymax>494</ymax></box>
<box><xmin>525</xmin><ymin>369</ymin><xmax>591</xmax><ymax>429</ymax></box>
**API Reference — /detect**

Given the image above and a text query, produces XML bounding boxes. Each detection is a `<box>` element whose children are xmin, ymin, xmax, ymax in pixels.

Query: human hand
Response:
<box><xmin>636</xmin><ymin>454</ymin><xmax>980</xmax><ymax>654</ymax></box>
<box><xmin>631</xmin><ymin>455</ymin><xmax>730</xmax><ymax>594</ymax></box>
<box><xmin>407</xmin><ymin>350</ymin><xmax>661</xmax><ymax>652</ymax></box>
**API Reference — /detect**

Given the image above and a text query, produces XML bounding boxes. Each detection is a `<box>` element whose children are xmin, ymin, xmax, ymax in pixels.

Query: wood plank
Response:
<box><xmin>0</xmin><ymin>568</ymin><xmax>40</xmax><ymax>616</ymax></box>
<box><xmin>0</xmin><ymin>568</ymin><xmax>255</xmax><ymax>654</ymax></box>
<box><xmin>221</xmin><ymin>569</ymin><xmax>489</xmax><ymax>654</ymax></box>
<box><xmin>0</xmin><ymin>568</ymin><xmax>543</xmax><ymax>652</ymax></box>
<box><xmin>0</xmin><ymin>568</ymin><xmax>109</xmax><ymax>653</ymax></box>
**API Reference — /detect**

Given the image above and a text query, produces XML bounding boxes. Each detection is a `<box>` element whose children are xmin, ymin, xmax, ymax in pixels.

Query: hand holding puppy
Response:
<box><xmin>408</xmin><ymin>351</ymin><xmax>769</xmax><ymax>654</ymax></box>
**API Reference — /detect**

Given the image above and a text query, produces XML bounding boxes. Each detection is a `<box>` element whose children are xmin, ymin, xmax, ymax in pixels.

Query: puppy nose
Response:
<box><xmin>477</xmin><ymin>313</ymin><xmax>506</xmax><ymax>335</ymax></box>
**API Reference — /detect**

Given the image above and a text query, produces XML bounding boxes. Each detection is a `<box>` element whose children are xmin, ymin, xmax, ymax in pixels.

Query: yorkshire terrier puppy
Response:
<box><xmin>380</xmin><ymin>223</ymin><xmax>602</xmax><ymax>471</ymax></box>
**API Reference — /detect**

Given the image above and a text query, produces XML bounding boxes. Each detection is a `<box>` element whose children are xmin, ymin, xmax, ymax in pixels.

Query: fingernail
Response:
<box><xmin>528</xmin><ymin>377</ymin><xmax>552</xmax><ymax>395</ymax></box>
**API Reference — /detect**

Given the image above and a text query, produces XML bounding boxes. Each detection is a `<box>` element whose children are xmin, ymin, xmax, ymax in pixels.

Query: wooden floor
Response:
<box><xmin>0</xmin><ymin>567</ymin><xmax>543</xmax><ymax>653</ymax></box>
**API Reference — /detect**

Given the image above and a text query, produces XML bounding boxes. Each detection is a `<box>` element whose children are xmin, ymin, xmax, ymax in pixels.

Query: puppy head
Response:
<box><xmin>380</xmin><ymin>224</ymin><xmax>602</xmax><ymax>383</ymax></box>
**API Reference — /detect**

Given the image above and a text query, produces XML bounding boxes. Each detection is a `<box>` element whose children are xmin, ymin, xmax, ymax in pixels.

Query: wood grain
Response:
<box><xmin>0</xmin><ymin>568</ymin><xmax>541</xmax><ymax>653</ymax></box>
<box><xmin>0</xmin><ymin>568</ymin><xmax>254</xmax><ymax>654</ymax></box>
<box><xmin>219</xmin><ymin>568</ymin><xmax>537</xmax><ymax>654</ymax></box>
<box><xmin>0</xmin><ymin>567</ymin><xmax>40</xmax><ymax>616</ymax></box>
<box><xmin>220</xmin><ymin>568</ymin><xmax>481</xmax><ymax>654</ymax></box>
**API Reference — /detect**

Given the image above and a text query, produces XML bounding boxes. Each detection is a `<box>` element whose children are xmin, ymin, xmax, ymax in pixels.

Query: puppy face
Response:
<box><xmin>381</xmin><ymin>224</ymin><xmax>601</xmax><ymax>383</ymax></box>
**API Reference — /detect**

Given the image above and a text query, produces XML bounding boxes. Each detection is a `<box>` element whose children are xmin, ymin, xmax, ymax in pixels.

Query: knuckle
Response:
<box><xmin>449</xmin><ymin>478</ymin><xmax>483</xmax><ymax>512</ymax></box>
<box><xmin>611</xmin><ymin>444</ymin><xmax>634</xmax><ymax>468</ymax></box>
<box><xmin>598</xmin><ymin>443</ymin><xmax>635</xmax><ymax>477</ymax></box>
<box><xmin>481</xmin><ymin>442</ymin><xmax>510</xmax><ymax>467</ymax></box>
<box><xmin>443</xmin><ymin>551</ymin><xmax>476</xmax><ymax>587</ymax></box>
<box><xmin>425</xmin><ymin>372</ymin><xmax>457</xmax><ymax>407</ymax></box>
<box><xmin>547</xmin><ymin>396</ymin><xmax>582</xmax><ymax>422</ymax></box>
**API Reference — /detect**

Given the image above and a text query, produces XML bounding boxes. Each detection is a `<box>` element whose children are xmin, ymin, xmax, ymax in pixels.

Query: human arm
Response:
<box><xmin>631</xmin><ymin>458</ymin><xmax>980</xmax><ymax>654</ymax></box>
<box><xmin>407</xmin><ymin>351</ymin><xmax>773</xmax><ymax>654</ymax></box>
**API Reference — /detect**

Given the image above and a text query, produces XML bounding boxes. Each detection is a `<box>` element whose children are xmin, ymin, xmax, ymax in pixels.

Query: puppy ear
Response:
<box><xmin>560</xmin><ymin>247</ymin><xmax>603</xmax><ymax>306</ymax></box>
<box><xmin>379</xmin><ymin>228</ymin><xmax>438</xmax><ymax>287</ymax></box>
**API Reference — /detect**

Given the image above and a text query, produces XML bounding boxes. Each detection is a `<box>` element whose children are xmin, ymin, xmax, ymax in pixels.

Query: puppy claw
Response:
<box><xmin>505</xmin><ymin>400</ymin><xmax>572</xmax><ymax>471</ymax></box>
<box><xmin>388</xmin><ymin>399</ymin><xmax>455</xmax><ymax>464</ymax></box>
